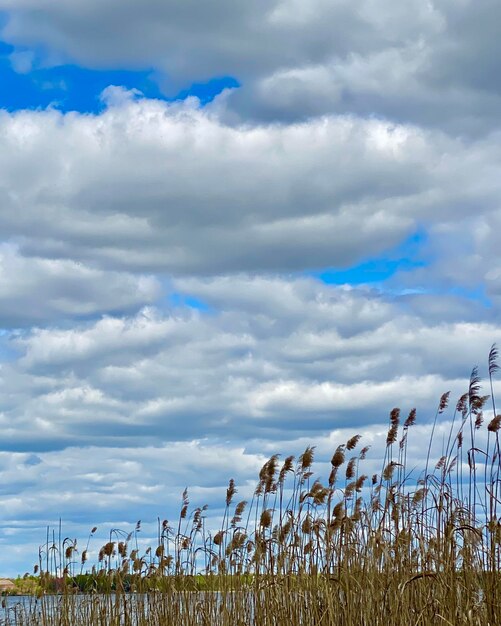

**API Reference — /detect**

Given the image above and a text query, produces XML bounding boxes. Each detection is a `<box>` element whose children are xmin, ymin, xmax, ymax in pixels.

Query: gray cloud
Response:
<box><xmin>1</xmin><ymin>1</ymin><xmax>501</xmax><ymax>133</ymax></box>
<box><xmin>0</xmin><ymin>277</ymin><xmax>495</xmax><ymax>456</ymax></box>
<box><xmin>0</xmin><ymin>97</ymin><xmax>500</xmax><ymax>282</ymax></box>
<box><xmin>0</xmin><ymin>410</ymin><xmax>493</xmax><ymax>576</ymax></box>
<box><xmin>0</xmin><ymin>274</ymin><xmax>498</xmax><ymax>575</ymax></box>
<box><xmin>0</xmin><ymin>99</ymin><xmax>424</xmax><ymax>274</ymax></box>
<box><xmin>0</xmin><ymin>440</ymin><xmax>267</xmax><ymax>575</ymax></box>
<box><xmin>0</xmin><ymin>0</ymin><xmax>437</xmax><ymax>84</ymax></box>
<box><xmin>0</xmin><ymin>244</ymin><xmax>160</xmax><ymax>327</ymax></box>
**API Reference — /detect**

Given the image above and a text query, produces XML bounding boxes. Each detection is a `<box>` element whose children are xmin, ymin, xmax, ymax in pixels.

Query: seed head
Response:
<box><xmin>488</xmin><ymin>415</ymin><xmax>501</xmax><ymax>432</ymax></box>
<box><xmin>386</xmin><ymin>424</ymin><xmax>398</xmax><ymax>447</ymax></box>
<box><xmin>456</xmin><ymin>393</ymin><xmax>468</xmax><ymax>414</ymax></box>
<box><xmin>390</xmin><ymin>408</ymin><xmax>400</xmax><ymax>427</ymax></box>
<box><xmin>260</xmin><ymin>509</ymin><xmax>273</xmax><ymax>529</ymax></box>
<box><xmin>278</xmin><ymin>456</ymin><xmax>294</xmax><ymax>484</ymax></box>
<box><xmin>226</xmin><ymin>479</ymin><xmax>237</xmax><ymax>507</ymax></box>
<box><xmin>360</xmin><ymin>446</ymin><xmax>370</xmax><ymax>460</ymax></box>
<box><xmin>438</xmin><ymin>392</ymin><xmax>450</xmax><ymax>414</ymax></box>
<box><xmin>300</xmin><ymin>446</ymin><xmax>315</xmax><ymax>471</ymax></box>
<box><xmin>333</xmin><ymin>502</ymin><xmax>344</xmax><ymax>520</ymax></box>
<box><xmin>355</xmin><ymin>475</ymin><xmax>367</xmax><ymax>492</ymax></box>
<box><xmin>404</xmin><ymin>408</ymin><xmax>417</xmax><ymax>429</ymax></box>
<box><xmin>331</xmin><ymin>445</ymin><xmax>345</xmax><ymax>468</ymax></box>
<box><xmin>346</xmin><ymin>434</ymin><xmax>361</xmax><ymax>451</ymax></box>
<box><xmin>345</xmin><ymin>457</ymin><xmax>356</xmax><ymax>480</ymax></box>
<box><xmin>489</xmin><ymin>344</ymin><xmax>499</xmax><ymax>377</ymax></box>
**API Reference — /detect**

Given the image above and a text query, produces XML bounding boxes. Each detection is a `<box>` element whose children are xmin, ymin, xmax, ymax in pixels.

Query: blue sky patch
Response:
<box><xmin>169</xmin><ymin>292</ymin><xmax>211</xmax><ymax>313</ymax></box>
<box><xmin>0</xmin><ymin>40</ymin><xmax>239</xmax><ymax>113</ymax></box>
<box><xmin>447</xmin><ymin>285</ymin><xmax>492</xmax><ymax>308</ymax></box>
<box><xmin>174</xmin><ymin>76</ymin><xmax>240</xmax><ymax>105</ymax></box>
<box><xmin>0</xmin><ymin>334</ymin><xmax>21</xmax><ymax>363</ymax></box>
<box><xmin>316</xmin><ymin>230</ymin><xmax>428</xmax><ymax>285</ymax></box>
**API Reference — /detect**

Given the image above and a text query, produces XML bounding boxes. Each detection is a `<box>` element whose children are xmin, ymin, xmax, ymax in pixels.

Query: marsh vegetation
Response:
<box><xmin>2</xmin><ymin>347</ymin><xmax>501</xmax><ymax>625</ymax></box>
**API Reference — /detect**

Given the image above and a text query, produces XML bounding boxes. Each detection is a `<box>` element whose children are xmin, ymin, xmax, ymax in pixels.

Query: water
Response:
<box><xmin>0</xmin><ymin>592</ymin><xmax>256</xmax><ymax>625</ymax></box>
<box><xmin>0</xmin><ymin>595</ymin><xmax>144</xmax><ymax>625</ymax></box>
<box><xmin>1</xmin><ymin>595</ymin><xmax>42</xmax><ymax>625</ymax></box>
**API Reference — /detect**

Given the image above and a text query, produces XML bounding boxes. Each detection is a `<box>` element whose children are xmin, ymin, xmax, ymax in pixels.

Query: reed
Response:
<box><xmin>2</xmin><ymin>347</ymin><xmax>501</xmax><ymax>625</ymax></box>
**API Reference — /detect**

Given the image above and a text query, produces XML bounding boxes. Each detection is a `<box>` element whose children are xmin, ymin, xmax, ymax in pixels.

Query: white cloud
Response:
<box><xmin>8</xmin><ymin>49</ymin><xmax>35</xmax><ymax>73</ymax></box>
<box><xmin>0</xmin><ymin>0</ymin><xmax>500</xmax><ymax>579</ymax></box>
<box><xmin>1</xmin><ymin>1</ymin><xmax>501</xmax><ymax>133</ymax></box>
<box><xmin>0</xmin><ymin>96</ymin><xmax>499</xmax><ymax>282</ymax></box>
<box><xmin>0</xmin><ymin>276</ymin><xmax>495</xmax><ymax>457</ymax></box>
<box><xmin>0</xmin><ymin>100</ymin><xmax>427</xmax><ymax>274</ymax></box>
<box><xmin>0</xmin><ymin>244</ymin><xmax>160</xmax><ymax>326</ymax></box>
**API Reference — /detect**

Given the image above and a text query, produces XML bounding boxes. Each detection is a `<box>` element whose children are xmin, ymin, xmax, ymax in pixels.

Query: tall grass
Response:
<box><xmin>2</xmin><ymin>348</ymin><xmax>501</xmax><ymax>625</ymax></box>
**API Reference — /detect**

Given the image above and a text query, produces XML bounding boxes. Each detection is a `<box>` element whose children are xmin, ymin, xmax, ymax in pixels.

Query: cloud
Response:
<box><xmin>8</xmin><ymin>49</ymin><xmax>35</xmax><ymax>74</ymax></box>
<box><xmin>0</xmin><ymin>440</ymin><xmax>267</xmax><ymax>575</ymax></box>
<box><xmin>2</xmin><ymin>1</ymin><xmax>501</xmax><ymax>133</ymax></box>
<box><xmin>0</xmin><ymin>96</ymin><xmax>500</xmax><ymax>281</ymax></box>
<box><xmin>0</xmin><ymin>276</ymin><xmax>495</xmax><ymax>455</ymax></box>
<box><xmin>0</xmin><ymin>0</ymin><xmax>438</xmax><ymax>83</ymax></box>
<box><xmin>0</xmin><ymin>274</ymin><xmax>498</xmax><ymax>576</ymax></box>
<box><xmin>0</xmin><ymin>99</ymin><xmax>422</xmax><ymax>274</ymax></box>
<box><xmin>0</xmin><ymin>0</ymin><xmax>500</xmax><ymax>579</ymax></box>
<box><xmin>0</xmin><ymin>407</ymin><xmax>492</xmax><ymax>576</ymax></box>
<box><xmin>0</xmin><ymin>244</ymin><xmax>160</xmax><ymax>327</ymax></box>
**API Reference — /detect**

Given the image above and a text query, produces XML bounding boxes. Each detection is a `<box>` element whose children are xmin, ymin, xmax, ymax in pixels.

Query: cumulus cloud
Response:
<box><xmin>0</xmin><ymin>96</ymin><xmax>499</xmax><ymax>282</ymax></box>
<box><xmin>1</xmin><ymin>1</ymin><xmax>501</xmax><ymax>133</ymax></box>
<box><xmin>0</xmin><ymin>99</ymin><xmax>422</xmax><ymax>273</ymax></box>
<box><xmin>0</xmin><ymin>244</ymin><xmax>160</xmax><ymax>326</ymax></box>
<box><xmin>0</xmin><ymin>440</ymin><xmax>267</xmax><ymax>574</ymax></box>
<box><xmin>0</xmin><ymin>403</ymin><xmax>493</xmax><ymax>576</ymax></box>
<box><xmin>0</xmin><ymin>277</ymin><xmax>496</xmax><ymax>457</ymax></box>
<box><xmin>0</xmin><ymin>0</ymin><xmax>439</xmax><ymax>84</ymax></box>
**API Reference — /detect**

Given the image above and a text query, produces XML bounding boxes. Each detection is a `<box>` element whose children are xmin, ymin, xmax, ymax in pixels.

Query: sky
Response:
<box><xmin>0</xmin><ymin>0</ymin><xmax>501</xmax><ymax>575</ymax></box>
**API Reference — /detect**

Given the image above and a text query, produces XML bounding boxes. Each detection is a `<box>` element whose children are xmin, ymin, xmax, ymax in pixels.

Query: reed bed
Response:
<box><xmin>3</xmin><ymin>347</ymin><xmax>501</xmax><ymax>625</ymax></box>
